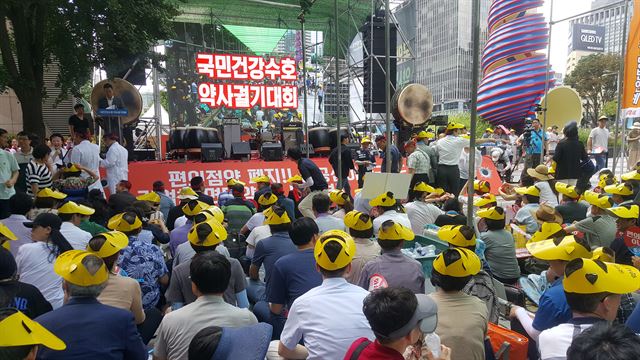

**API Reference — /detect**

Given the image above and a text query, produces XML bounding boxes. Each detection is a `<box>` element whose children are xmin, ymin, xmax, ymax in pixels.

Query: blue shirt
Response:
<box><xmin>381</xmin><ymin>144</ymin><xmax>401</xmax><ymax>173</ymax></box>
<box><xmin>266</xmin><ymin>249</ymin><xmax>323</xmax><ymax>309</ymax></box>
<box><xmin>527</xmin><ymin>129</ymin><xmax>548</xmax><ymax>155</ymax></box>
<box><xmin>252</xmin><ymin>231</ymin><xmax>297</xmax><ymax>283</ymax></box>
<box><xmin>277</xmin><ymin>195</ymin><xmax>296</xmax><ymax>220</ymax></box>
<box><xmin>532</xmin><ymin>278</ymin><xmax>572</xmax><ymax>331</ymax></box>
<box><xmin>169</xmin><ymin>221</ymin><xmax>192</xmax><ymax>256</ymax></box>
<box><xmin>119</xmin><ymin>235</ymin><xmax>168</xmax><ymax>309</ymax></box>
<box><xmin>157</xmin><ymin>191</ymin><xmax>174</xmax><ymax>221</ymax></box>
<box><xmin>35</xmin><ymin>297</ymin><xmax>146</xmax><ymax>360</ymax></box>
<box><xmin>297</xmin><ymin>158</ymin><xmax>328</xmax><ymax>191</ymax></box>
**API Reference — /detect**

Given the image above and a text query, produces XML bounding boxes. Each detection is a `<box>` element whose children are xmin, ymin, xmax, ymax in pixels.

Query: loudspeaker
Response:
<box><xmin>362</xmin><ymin>12</ymin><xmax>397</xmax><ymax>114</ymax></box>
<box><xmin>261</xmin><ymin>142</ymin><xmax>283</xmax><ymax>161</ymax></box>
<box><xmin>299</xmin><ymin>143</ymin><xmax>315</xmax><ymax>157</ymax></box>
<box><xmin>431</xmin><ymin>114</ymin><xmax>449</xmax><ymax>126</ymax></box>
<box><xmin>201</xmin><ymin>143</ymin><xmax>224</xmax><ymax>162</ymax></box>
<box><xmin>132</xmin><ymin>149</ymin><xmax>155</xmax><ymax>161</ymax></box>
<box><xmin>345</xmin><ymin>143</ymin><xmax>361</xmax><ymax>158</ymax></box>
<box><xmin>231</xmin><ymin>142</ymin><xmax>251</xmax><ymax>159</ymax></box>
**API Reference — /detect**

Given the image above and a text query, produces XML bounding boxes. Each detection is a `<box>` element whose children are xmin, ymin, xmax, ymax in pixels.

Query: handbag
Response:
<box><xmin>487</xmin><ymin>323</ymin><xmax>529</xmax><ymax>360</ymax></box>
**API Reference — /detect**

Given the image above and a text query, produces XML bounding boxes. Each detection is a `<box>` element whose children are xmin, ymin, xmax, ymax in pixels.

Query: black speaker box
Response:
<box><xmin>261</xmin><ymin>142</ymin><xmax>283</xmax><ymax>161</ymax></box>
<box><xmin>231</xmin><ymin>142</ymin><xmax>251</xmax><ymax>159</ymax></box>
<box><xmin>299</xmin><ymin>143</ymin><xmax>315</xmax><ymax>157</ymax></box>
<box><xmin>431</xmin><ymin>115</ymin><xmax>449</xmax><ymax>126</ymax></box>
<box><xmin>201</xmin><ymin>143</ymin><xmax>224</xmax><ymax>162</ymax></box>
<box><xmin>362</xmin><ymin>15</ymin><xmax>397</xmax><ymax>114</ymax></box>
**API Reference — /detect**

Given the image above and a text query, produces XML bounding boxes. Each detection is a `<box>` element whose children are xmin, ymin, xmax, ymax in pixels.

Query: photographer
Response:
<box><xmin>519</xmin><ymin>118</ymin><xmax>547</xmax><ymax>172</ymax></box>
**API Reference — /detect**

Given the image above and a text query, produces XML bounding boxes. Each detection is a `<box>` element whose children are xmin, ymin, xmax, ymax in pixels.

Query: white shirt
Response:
<box><xmin>436</xmin><ymin>135</ymin><xmax>470</xmax><ymax>165</ymax></box>
<box><xmin>314</xmin><ymin>213</ymin><xmax>347</xmax><ymax>234</ymax></box>
<box><xmin>16</xmin><ymin>242</ymin><xmax>64</xmax><ymax>309</ymax></box>
<box><xmin>405</xmin><ymin>201</ymin><xmax>443</xmax><ymax>234</ymax></box>
<box><xmin>589</xmin><ymin>127</ymin><xmax>610</xmax><ymax>152</ymax></box>
<box><xmin>60</xmin><ymin>222</ymin><xmax>92</xmax><ymax>250</ymax></box>
<box><xmin>535</xmin><ymin>181</ymin><xmax>559</xmax><ymax>207</ymax></box>
<box><xmin>280</xmin><ymin>278</ymin><xmax>374</xmax><ymax>360</ymax></box>
<box><xmin>48</xmin><ymin>147</ymin><xmax>67</xmax><ymax>168</ymax></box>
<box><xmin>547</xmin><ymin>132</ymin><xmax>559</xmax><ymax>151</ymax></box>
<box><xmin>100</xmin><ymin>141</ymin><xmax>129</xmax><ymax>192</ymax></box>
<box><xmin>245</xmin><ymin>212</ymin><xmax>266</xmax><ymax>232</ymax></box>
<box><xmin>246</xmin><ymin>225</ymin><xmax>271</xmax><ymax>258</ymax></box>
<box><xmin>68</xmin><ymin>139</ymin><xmax>101</xmax><ymax>190</ymax></box>
<box><xmin>2</xmin><ymin>214</ymin><xmax>33</xmax><ymax>257</ymax></box>
<box><xmin>538</xmin><ymin>321</ymin><xmax>598</xmax><ymax>360</ymax></box>
<box><xmin>372</xmin><ymin>210</ymin><xmax>412</xmax><ymax>234</ymax></box>
<box><xmin>353</xmin><ymin>192</ymin><xmax>372</xmax><ymax>214</ymax></box>
<box><xmin>459</xmin><ymin>147</ymin><xmax>482</xmax><ymax>180</ymax></box>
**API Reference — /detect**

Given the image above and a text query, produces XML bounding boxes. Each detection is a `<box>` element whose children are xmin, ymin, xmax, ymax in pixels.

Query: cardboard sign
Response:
<box><xmin>361</xmin><ymin>172</ymin><xmax>413</xmax><ymax>200</ymax></box>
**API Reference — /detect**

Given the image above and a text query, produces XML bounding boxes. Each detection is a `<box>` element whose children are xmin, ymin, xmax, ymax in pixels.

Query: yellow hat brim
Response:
<box><xmin>437</xmin><ymin>225</ymin><xmax>476</xmax><ymax>247</ymax></box>
<box><xmin>607</xmin><ymin>205</ymin><xmax>640</xmax><ymax>219</ymax></box>
<box><xmin>526</xmin><ymin>236</ymin><xmax>592</xmax><ymax>261</ymax></box>
<box><xmin>188</xmin><ymin>219</ymin><xmax>227</xmax><ymax>247</ymax></box>
<box><xmin>377</xmin><ymin>222</ymin><xmax>415</xmax><ymax>241</ymax></box>
<box><xmin>529</xmin><ymin>222</ymin><xmax>564</xmax><ymax>243</ymax></box>
<box><xmin>432</xmin><ymin>248</ymin><xmax>481</xmax><ymax>277</ymax></box>
<box><xmin>0</xmin><ymin>311</ymin><xmax>66</xmax><ymax>350</ymax></box>
<box><xmin>314</xmin><ymin>230</ymin><xmax>356</xmax><ymax>270</ymax></box>
<box><xmin>0</xmin><ymin>222</ymin><xmax>17</xmax><ymax>240</ymax></box>
<box><xmin>54</xmin><ymin>250</ymin><xmax>109</xmax><ymax>286</ymax></box>
<box><xmin>477</xmin><ymin>207</ymin><xmax>505</xmax><ymax>220</ymax></box>
<box><xmin>604</xmin><ymin>184</ymin><xmax>633</xmax><ymax>196</ymax></box>
<box><xmin>563</xmin><ymin>259</ymin><xmax>640</xmax><ymax>294</ymax></box>
<box><xmin>87</xmin><ymin>231</ymin><xmax>129</xmax><ymax>258</ymax></box>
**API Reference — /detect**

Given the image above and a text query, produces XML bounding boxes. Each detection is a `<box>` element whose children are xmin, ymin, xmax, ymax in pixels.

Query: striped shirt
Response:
<box><xmin>25</xmin><ymin>161</ymin><xmax>52</xmax><ymax>197</ymax></box>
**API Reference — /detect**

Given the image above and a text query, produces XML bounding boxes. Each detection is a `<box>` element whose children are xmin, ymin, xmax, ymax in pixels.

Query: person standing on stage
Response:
<box><xmin>68</xmin><ymin>129</ymin><xmax>102</xmax><ymax>193</ymax></box>
<box><xmin>287</xmin><ymin>147</ymin><xmax>328</xmax><ymax>219</ymax></box>
<box><xmin>97</xmin><ymin>83</ymin><xmax>125</xmax><ymax>135</ymax></box>
<box><xmin>100</xmin><ymin>133</ymin><xmax>128</xmax><ymax>195</ymax></box>
<box><xmin>375</xmin><ymin>135</ymin><xmax>401</xmax><ymax>173</ymax></box>
<box><xmin>354</xmin><ymin>137</ymin><xmax>376</xmax><ymax>188</ymax></box>
<box><xmin>329</xmin><ymin>134</ymin><xmax>355</xmax><ymax>196</ymax></box>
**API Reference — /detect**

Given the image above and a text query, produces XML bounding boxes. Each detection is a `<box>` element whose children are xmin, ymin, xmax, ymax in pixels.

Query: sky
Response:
<box><xmin>541</xmin><ymin>0</ymin><xmax>594</xmax><ymax>75</ymax></box>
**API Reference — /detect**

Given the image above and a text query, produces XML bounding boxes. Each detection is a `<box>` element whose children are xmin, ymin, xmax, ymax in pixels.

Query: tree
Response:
<box><xmin>564</xmin><ymin>53</ymin><xmax>620</xmax><ymax>127</ymax></box>
<box><xmin>0</xmin><ymin>0</ymin><xmax>179</xmax><ymax>138</ymax></box>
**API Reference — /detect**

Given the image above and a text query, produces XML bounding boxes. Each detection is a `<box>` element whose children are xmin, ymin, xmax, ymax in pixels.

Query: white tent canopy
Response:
<box><xmin>141</xmin><ymin>105</ymin><xmax>170</xmax><ymax>125</ymax></box>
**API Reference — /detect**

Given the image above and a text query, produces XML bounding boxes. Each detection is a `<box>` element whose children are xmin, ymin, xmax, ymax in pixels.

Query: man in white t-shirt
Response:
<box><xmin>587</xmin><ymin>116</ymin><xmax>611</xmax><ymax>171</ymax></box>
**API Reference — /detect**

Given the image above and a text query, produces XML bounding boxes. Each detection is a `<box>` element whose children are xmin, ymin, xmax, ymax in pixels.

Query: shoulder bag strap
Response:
<box><xmin>349</xmin><ymin>339</ymin><xmax>372</xmax><ymax>360</ymax></box>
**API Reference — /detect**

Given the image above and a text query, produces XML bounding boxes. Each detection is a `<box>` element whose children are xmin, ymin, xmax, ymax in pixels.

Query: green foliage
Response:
<box><xmin>160</xmin><ymin>91</ymin><xmax>169</xmax><ymax>114</ymax></box>
<box><xmin>446</xmin><ymin>112</ymin><xmax>493</xmax><ymax>138</ymax></box>
<box><xmin>602</xmin><ymin>100</ymin><xmax>617</xmax><ymax>117</ymax></box>
<box><xmin>564</xmin><ymin>53</ymin><xmax>620</xmax><ymax>126</ymax></box>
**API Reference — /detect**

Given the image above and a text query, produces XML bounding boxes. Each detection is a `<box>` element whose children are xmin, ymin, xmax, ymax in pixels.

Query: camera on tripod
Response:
<box><xmin>522</xmin><ymin>117</ymin><xmax>534</xmax><ymax>147</ymax></box>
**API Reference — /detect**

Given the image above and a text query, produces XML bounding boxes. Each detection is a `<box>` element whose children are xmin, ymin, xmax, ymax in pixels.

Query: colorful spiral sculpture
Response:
<box><xmin>478</xmin><ymin>0</ymin><xmax>555</xmax><ymax>128</ymax></box>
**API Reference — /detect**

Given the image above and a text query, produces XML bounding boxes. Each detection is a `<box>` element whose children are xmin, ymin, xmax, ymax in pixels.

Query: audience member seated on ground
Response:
<box><xmin>129</xmin><ymin>200</ymin><xmax>170</xmax><ymax>245</ymax></box>
<box><xmin>27</xmin><ymin>188</ymin><xmax>65</xmax><ymax>220</ymax></box>
<box><xmin>509</xmin><ymin>235</ymin><xmax>592</xmax><ymax>341</ymax></box>
<box><xmin>345</xmin><ymin>287</ymin><xmax>450</xmax><ymax>360</ymax></box>
<box><xmin>0</xmin><ymin>247</ymin><xmax>52</xmax><ymax>318</ymax></box>
<box><xmin>253</xmin><ymin>217</ymin><xmax>323</xmax><ymax>340</ymax></box>
<box><xmin>430</xmin><ymin>248</ymin><xmax>488</xmax><ymax>360</ymax></box>
<box><xmin>329</xmin><ymin>189</ymin><xmax>353</xmax><ymax>219</ymax></box>
<box><xmin>188</xmin><ymin>323</ymin><xmax>273</xmax><ymax>360</ymax></box>
<box><xmin>252</xmin><ymin>175</ymin><xmax>272</xmax><ymax>204</ymax></box>
<box><xmin>86</xmin><ymin>231</ymin><xmax>145</xmax><ymax>325</ymax></box>
<box><xmin>477</xmin><ymin>206</ymin><xmax>520</xmax><ymax>285</ymax></box>
<box><xmin>369</xmin><ymin>192</ymin><xmax>411</xmax><ymax>233</ymax></box>
<box><xmin>190</xmin><ymin>176</ymin><xmax>214</xmax><ymax>205</ymax></box>
<box><xmin>245</xmin><ymin>222</ymin><xmax>272</xmax><ymax>259</ymax></box>
<box><xmin>313</xmin><ymin>192</ymin><xmax>346</xmax><ymax>233</ymax></box>
<box><xmin>434</xmin><ymin>198</ymin><xmax>467</xmax><ymax>227</ymax></box>
<box><xmin>221</xmin><ymin>183</ymin><xmax>256</xmax><ymax>236</ymax></box>
<box><xmin>603</xmin><ymin>182</ymin><xmax>635</xmax><ymax>205</ymax></box>
<box><xmin>271</xmin><ymin>182</ymin><xmax>296</xmax><ymax>220</ymax></box>
<box><xmin>153</xmin><ymin>251</ymin><xmax>258</xmax><ymax>360</ymax></box>
<box><xmin>277</xmin><ymin>230</ymin><xmax>374</xmax><ymax>360</ymax></box>
<box><xmin>166</xmin><ymin>219</ymin><xmax>247</xmax><ymax>309</ymax></box>
<box><xmin>107</xmin><ymin>180</ymin><xmax>136</xmax><ymax>215</ymax></box>
<box><xmin>554</xmin><ymin>182</ymin><xmax>588</xmax><ymax>224</ymax></box>
<box><xmin>51</xmin><ymin>163</ymin><xmax>98</xmax><ymax>200</ymax></box>
<box><xmin>153</xmin><ymin>180</ymin><xmax>174</xmax><ymax>222</ymax></box>
<box><xmin>343</xmin><ymin>210</ymin><xmax>380</xmax><ymax>285</ymax></box>
<box><xmin>171</xmin><ymin>207</ymin><xmax>230</xmax><ymax>268</ymax></box>
<box><xmin>136</xmin><ymin>191</ymin><xmax>165</xmax><ymax>222</ymax></box>
<box><xmin>527</xmin><ymin>165</ymin><xmax>558</xmax><ymax>207</ymax></box>
<box><xmin>75</xmin><ymin>199</ymin><xmax>108</xmax><ymax>236</ymax></box>
<box><xmin>537</xmin><ymin>258</ymin><xmax>640</xmax><ymax>360</ymax></box>
<box><xmin>169</xmin><ymin>200</ymin><xmax>207</xmax><ymax>256</ymax></box>
<box><xmin>437</xmin><ymin>224</ymin><xmax>499</xmax><ymax>323</ymax></box>
<box><xmin>357</xmin><ymin>220</ymin><xmax>424</xmax><ymax>294</ymax></box>
<box><xmin>109</xmin><ymin>211</ymin><xmax>168</xmax><ymax>310</ymax></box>
<box><xmin>240</xmin><ymin>192</ymin><xmax>278</xmax><ymax>237</ymax></box>
<box><xmin>36</xmin><ymin>250</ymin><xmax>147</xmax><ymax>359</ymax></box>
<box><xmin>566</xmin><ymin>322</ymin><xmax>640</xmax><ymax>360</ymax></box>
<box><xmin>404</xmin><ymin>182</ymin><xmax>445</xmax><ymax>234</ymax></box>
<box><xmin>17</xmin><ymin>213</ymin><xmax>73</xmax><ymax>309</ymax></box>
<box><xmin>4</xmin><ymin>192</ymin><xmax>35</xmax><ymax>256</ymax></box>
<box><xmin>561</xmin><ymin>191</ymin><xmax>617</xmax><ymax>248</ymax></box>
<box><xmin>513</xmin><ymin>185</ymin><xmax>541</xmax><ymax>234</ymax></box>
<box><xmin>86</xmin><ymin>189</ymin><xmax>110</xmax><ymax>226</ymax></box>
<box><xmin>57</xmin><ymin>201</ymin><xmax>94</xmax><ymax>250</ymax></box>
<box><xmin>166</xmin><ymin>187</ymin><xmax>198</xmax><ymax>230</ymax></box>
<box><xmin>606</xmin><ymin>203</ymin><xmax>638</xmax><ymax>266</ymax></box>
<box><xmin>0</xmin><ymin>309</ymin><xmax>66</xmax><ymax>360</ymax></box>
<box><xmin>248</xmin><ymin>206</ymin><xmax>296</xmax><ymax>304</ymax></box>
<box><xmin>217</xmin><ymin>178</ymin><xmax>239</xmax><ymax>207</ymax></box>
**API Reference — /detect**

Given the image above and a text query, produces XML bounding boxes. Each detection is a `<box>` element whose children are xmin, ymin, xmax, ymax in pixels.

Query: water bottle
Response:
<box><xmin>425</xmin><ymin>244</ymin><xmax>436</xmax><ymax>256</ymax></box>
<box><xmin>424</xmin><ymin>333</ymin><xmax>441</xmax><ymax>358</ymax></box>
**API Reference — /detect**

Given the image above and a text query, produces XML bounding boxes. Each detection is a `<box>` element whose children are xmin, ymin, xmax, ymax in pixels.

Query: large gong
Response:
<box><xmin>90</xmin><ymin>78</ymin><xmax>143</xmax><ymax>125</ymax></box>
<box><xmin>391</xmin><ymin>83</ymin><xmax>433</xmax><ymax>127</ymax></box>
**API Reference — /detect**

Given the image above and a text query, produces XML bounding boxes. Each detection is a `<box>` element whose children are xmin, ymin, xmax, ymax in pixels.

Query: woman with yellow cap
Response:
<box><xmin>607</xmin><ymin>203</ymin><xmax>639</xmax><ymax>266</ymax></box>
<box><xmin>477</xmin><ymin>207</ymin><xmax>520</xmax><ymax>285</ymax></box>
<box><xmin>329</xmin><ymin>189</ymin><xmax>353</xmax><ymax>219</ymax></box>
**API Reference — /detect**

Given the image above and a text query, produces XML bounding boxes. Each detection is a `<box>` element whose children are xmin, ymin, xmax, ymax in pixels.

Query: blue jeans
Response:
<box><xmin>246</xmin><ymin>278</ymin><xmax>266</xmax><ymax>304</ymax></box>
<box><xmin>253</xmin><ymin>301</ymin><xmax>287</xmax><ymax>340</ymax></box>
<box><xmin>594</xmin><ymin>152</ymin><xmax>608</xmax><ymax>171</ymax></box>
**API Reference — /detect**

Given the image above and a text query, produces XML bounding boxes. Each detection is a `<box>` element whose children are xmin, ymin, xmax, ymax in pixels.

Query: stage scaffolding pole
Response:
<box><xmin>152</xmin><ymin>53</ymin><xmax>162</xmax><ymax>161</ymax></box>
<box><xmin>612</xmin><ymin>0</ymin><xmax>629</xmax><ymax>174</ymax></box>
<box><xmin>467</xmin><ymin>0</ymin><xmax>481</xmax><ymax>227</ymax></box>
<box><xmin>384</xmin><ymin>0</ymin><xmax>391</xmax><ymax>172</ymax></box>
<box><xmin>335</xmin><ymin>0</ymin><xmax>343</xmax><ymax>189</ymax></box>
<box><xmin>541</xmin><ymin>0</ymin><xmax>554</xmax><ymax>165</ymax></box>
<box><xmin>300</xmin><ymin>14</ymin><xmax>310</xmax><ymax>158</ymax></box>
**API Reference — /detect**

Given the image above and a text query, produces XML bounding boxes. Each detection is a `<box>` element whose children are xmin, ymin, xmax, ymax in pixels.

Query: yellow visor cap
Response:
<box><xmin>555</xmin><ymin>182</ymin><xmax>579</xmax><ymax>199</ymax></box>
<box><xmin>515</xmin><ymin>185</ymin><xmax>540</xmax><ymax>197</ymax></box>
<box><xmin>446</xmin><ymin>122</ymin><xmax>465</xmax><ymax>131</ymax></box>
<box><xmin>264</xmin><ymin>208</ymin><xmax>291</xmax><ymax>225</ymax></box>
<box><xmin>202</xmin><ymin>206</ymin><xmax>225</xmax><ymax>224</ymax></box>
<box><xmin>378</xmin><ymin>221</ymin><xmax>415</xmax><ymax>241</ymax></box>
<box><xmin>591</xmin><ymin>247</ymin><xmax>615</xmax><ymax>263</ymax></box>
<box><xmin>136</xmin><ymin>192</ymin><xmax>160</xmax><ymax>203</ymax></box>
<box><xmin>57</xmin><ymin>201</ymin><xmax>95</xmax><ymax>216</ymax></box>
<box><xmin>474</xmin><ymin>180</ymin><xmax>490</xmax><ymax>194</ymax></box>
<box><xmin>287</xmin><ymin>175</ymin><xmax>304</xmax><ymax>183</ymax></box>
<box><xmin>0</xmin><ymin>221</ymin><xmax>17</xmax><ymax>240</ymax></box>
<box><xmin>53</xmin><ymin>250</ymin><xmax>109</xmax><ymax>286</ymax></box>
<box><xmin>474</xmin><ymin>193</ymin><xmax>497</xmax><ymax>207</ymax></box>
<box><xmin>582</xmin><ymin>190</ymin><xmax>614</xmax><ymax>209</ymax></box>
<box><xmin>182</xmin><ymin>200</ymin><xmax>208</xmax><ymax>216</ymax></box>
<box><xmin>604</xmin><ymin>183</ymin><xmax>633</xmax><ymax>196</ymax></box>
<box><xmin>314</xmin><ymin>230</ymin><xmax>356</xmax><ymax>271</ymax></box>
<box><xmin>432</xmin><ymin>248</ymin><xmax>481</xmax><ymax>277</ymax></box>
<box><xmin>177</xmin><ymin>187</ymin><xmax>198</xmax><ymax>200</ymax></box>
<box><xmin>107</xmin><ymin>212</ymin><xmax>142</xmax><ymax>232</ymax></box>
<box><xmin>188</xmin><ymin>219</ymin><xmax>228</xmax><ymax>247</ymax></box>
<box><xmin>607</xmin><ymin>204</ymin><xmax>640</xmax><ymax>219</ymax></box>
<box><xmin>344</xmin><ymin>210</ymin><xmax>373</xmax><ymax>231</ymax></box>
<box><xmin>413</xmin><ymin>182</ymin><xmax>435</xmax><ymax>193</ymax></box>
<box><xmin>329</xmin><ymin>189</ymin><xmax>348</xmax><ymax>206</ymax></box>
<box><xmin>37</xmin><ymin>188</ymin><xmax>67</xmax><ymax>200</ymax></box>
<box><xmin>416</xmin><ymin>131</ymin><xmax>434</xmax><ymax>140</ymax></box>
<box><xmin>63</xmin><ymin>164</ymin><xmax>81</xmax><ymax>173</ymax></box>
<box><xmin>621</xmin><ymin>170</ymin><xmax>640</xmax><ymax>181</ymax></box>
<box><xmin>86</xmin><ymin>231</ymin><xmax>129</xmax><ymax>258</ymax></box>
<box><xmin>530</xmin><ymin>222</ymin><xmax>564</xmax><ymax>243</ymax></box>
<box><xmin>563</xmin><ymin>258</ymin><xmax>640</xmax><ymax>294</ymax></box>
<box><xmin>0</xmin><ymin>310</ymin><xmax>66</xmax><ymax>350</ymax></box>
<box><xmin>361</xmin><ymin>137</ymin><xmax>372</xmax><ymax>144</ymax></box>
<box><xmin>477</xmin><ymin>207</ymin><xmax>505</xmax><ymax>220</ymax></box>
<box><xmin>251</xmin><ymin>175</ymin><xmax>271</xmax><ymax>183</ymax></box>
<box><xmin>437</xmin><ymin>225</ymin><xmax>476</xmax><ymax>247</ymax></box>
<box><xmin>369</xmin><ymin>191</ymin><xmax>396</xmax><ymax>207</ymax></box>
<box><xmin>526</xmin><ymin>235</ymin><xmax>592</xmax><ymax>261</ymax></box>
<box><xmin>258</xmin><ymin>192</ymin><xmax>278</xmax><ymax>206</ymax></box>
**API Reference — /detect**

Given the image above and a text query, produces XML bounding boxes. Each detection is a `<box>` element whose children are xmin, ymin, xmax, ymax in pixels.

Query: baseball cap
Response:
<box><xmin>36</xmin><ymin>188</ymin><xmax>67</xmax><ymax>200</ymax></box>
<box><xmin>0</xmin><ymin>309</ymin><xmax>66</xmax><ymax>350</ymax></box>
<box><xmin>23</xmin><ymin>213</ymin><xmax>62</xmax><ymax>230</ymax></box>
<box><xmin>314</xmin><ymin>230</ymin><xmax>356</xmax><ymax>271</ymax></box>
